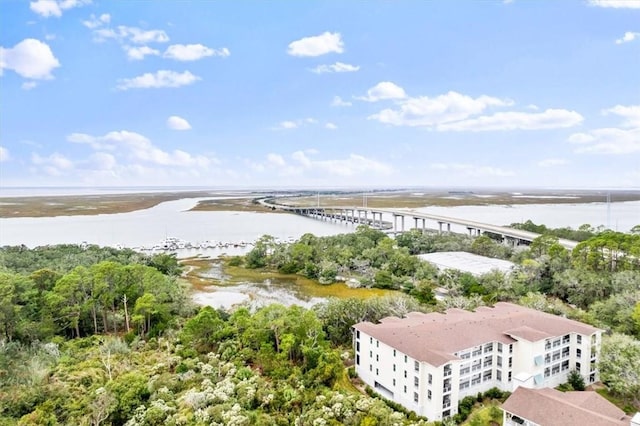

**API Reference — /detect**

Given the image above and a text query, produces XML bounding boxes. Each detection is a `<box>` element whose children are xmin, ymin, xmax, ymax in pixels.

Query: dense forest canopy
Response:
<box><xmin>1</xmin><ymin>221</ymin><xmax>639</xmax><ymax>424</ymax></box>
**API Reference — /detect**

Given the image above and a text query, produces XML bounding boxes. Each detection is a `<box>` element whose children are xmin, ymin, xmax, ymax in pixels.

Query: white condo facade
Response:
<box><xmin>353</xmin><ymin>302</ymin><xmax>601</xmax><ymax>422</ymax></box>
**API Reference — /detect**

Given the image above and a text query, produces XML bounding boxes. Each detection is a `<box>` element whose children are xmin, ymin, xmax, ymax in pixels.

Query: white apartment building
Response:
<box><xmin>353</xmin><ymin>302</ymin><xmax>602</xmax><ymax>422</ymax></box>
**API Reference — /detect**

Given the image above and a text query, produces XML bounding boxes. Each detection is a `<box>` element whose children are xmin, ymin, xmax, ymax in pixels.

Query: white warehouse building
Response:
<box><xmin>353</xmin><ymin>302</ymin><xmax>601</xmax><ymax>422</ymax></box>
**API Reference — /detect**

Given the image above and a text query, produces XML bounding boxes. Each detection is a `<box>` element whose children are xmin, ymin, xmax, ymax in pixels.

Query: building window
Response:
<box><xmin>376</xmin><ymin>368</ymin><xmax>379</xmax><ymax>376</ymax></box>
<box><xmin>497</xmin><ymin>342</ymin><xmax>503</xmax><ymax>353</ymax></box>
<box><xmin>544</xmin><ymin>367</ymin><xmax>550</xmax><ymax>377</ymax></box>
<box><xmin>443</xmin><ymin>410</ymin><xmax>451</xmax><ymax>418</ymax></box>
<box><xmin>393</xmin><ymin>379</ymin><xmax>396</xmax><ymax>386</ymax></box>
<box><xmin>369</xmin><ymin>364</ymin><xmax>372</xmax><ymax>372</ymax></box>
<box><xmin>376</xmin><ymin>341</ymin><xmax>379</xmax><ymax>348</ymax></box>
<box><xmin>414</xmin><ymin>392</ymin><xmax>419</xmax><ymax>403</ymax></box>
<box><xmin>483</xmin><ymin>370</ymin><xmax>492</xmax><ymax>381</ymax></box>
<box><xmin>497</xmin><ymin>356</ymin><xmax>502</xmax><ymax>367</ymax></box>
<box><xmin>369</xmin><ymin>351</ymin><xmax>372</xmax><ymax>358</ymax></box>
<box><xmin>414</xmin><ymin>361</ymin><xmax>419</xmax><ymax>372</ymax></box>
<box><xmin>576</xmin><ymin>362</ymin><xmax>581</xmax><ymax>372</ymax></box>
<box><xmin>356</xmin><ymin>355</ymin><xmax>360</xmax><ymax>365</ymax></box>
<box><xmin>508</xmin><ymin>371</ymin><xmax>512</xmax><ymax>382</ymax></box>
<box><xmin>428</xmin><ymin>373</ymin><xmax>432</xmax><ymax>385</ymax></box>
<box><xmin>484</xmin><ymin>343</ymin><xmax>493</xmax><ymax>353</ymax></box>
<box><xmin>563</xmin><ymin>334</ymin><xmax>570</xmax><ymax>344</ymax></box>
<box><xmin>460</xmin><ymin>380</ymin><xmax>470</xmax><ymax>390</ymax></box>
<box><xmin>370</xmin><ymin>337</ymin><xmax>373</xmax><ymax>344</ymax></box>
<box><xmin>509</xmin><ymin>344</ymin><xmax>513</xmax><ymax>354</ymax></box>
<box><xmin>508</xmin><ymin>357</ymin><xmax>513</xmax><ymax>368</ymax></box>
<box><xmin>562</xmin><ymin>360</ymin><xmax>569</xmax><ymax>371</ymax></box>
<box><xmin>376</xmin><ymin>354</ymin><xmax>379</xmax><ymax>362</ymax></box>
<box><xmin>577</xmin><ymin>335</ymin><xmax>582</xmax><ymax>344</ymax></box>
<box><xmin>393</xmin><ymin>349</ymin><xmax>396</xmax><ymax>357</ymax></box>
<box><xmin>577</xmin><ymin>348</ymin><xmax>582</xmax><ymax>359</ymax></box>
<box><xmin>404</xmin><ymin>370</ymin><xmax>407</xmax><ymax>378</ymax></box>
<box><xmin>393</xmin><ymin>364</ymin><xmax>396</xmax><ymax>372</ymax></box>
<box><xmin>356</xmin><ymin>330</ymin><xmax>360</xmax><ymax>339</ymax></box>
<box><xmin>414</xmin><ymin>376</ymin><xmax>419</xmax><ymax>388</ymax></box>
<box><xmin>404</xmin><ymin>385</ymin><xmax>407</xmax><ymax>393</ymax></box>
<box><xmin>428</xmin><ymin>390</ymin><xmax>432</xmax><ymax>399</ymax></box>
<box><xmin>496</xmin><ymin>370</ymin><xmax>502</xmax><ymax>381</ymax></box>
<box><xmin>404</xmin><ymin>355</ymin><xmax>408</xmax><ymax>363</ymax></box>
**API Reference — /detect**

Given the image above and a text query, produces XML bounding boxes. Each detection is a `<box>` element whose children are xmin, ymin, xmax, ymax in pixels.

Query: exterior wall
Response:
<box><xmin>353</xmin><ymin>327</ymin><xmax>602</xmax><ymax>422</ymax></box>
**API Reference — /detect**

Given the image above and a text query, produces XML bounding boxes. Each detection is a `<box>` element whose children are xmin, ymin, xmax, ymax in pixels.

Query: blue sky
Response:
<box><xmin>1</xmin><ymin>0</ymin><xmax>639</xmax><ymax>189</ymax></box>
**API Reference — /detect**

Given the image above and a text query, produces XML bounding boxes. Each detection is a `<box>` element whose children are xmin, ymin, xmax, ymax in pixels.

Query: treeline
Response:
<box><xmin>509</xmin><ymin>220</ymin><xmax>599</xmax><ymax>241</ymax></box>
<box><xmin>0</xmin><ymin>245</ymin><xmax>189</xmax><ymax>342</ymax></box>
<box><xmin>1</xmin><ymin>295</ymin><xmax>434</xmax><ymax>425</ymax></box>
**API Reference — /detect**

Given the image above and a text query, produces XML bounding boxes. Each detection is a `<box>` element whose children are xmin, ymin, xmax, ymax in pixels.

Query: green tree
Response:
<box><xmin>567</xmin><ymin>369</ymin><xmax>585</xmax><ymax>391</ymax></box>
<box><xmin>599</xmin><ymin>333</ymin><xmax>640</xmax><ymax>405</ymax></box>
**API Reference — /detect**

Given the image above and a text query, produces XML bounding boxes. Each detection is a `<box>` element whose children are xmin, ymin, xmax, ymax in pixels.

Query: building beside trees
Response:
<box><xmin>353</xmin><ymin>302</ymin><xmax>602</xmax><ymax>422</ymax></box>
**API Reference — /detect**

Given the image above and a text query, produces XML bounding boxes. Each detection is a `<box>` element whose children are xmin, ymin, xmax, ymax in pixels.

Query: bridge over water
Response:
<box><xmin>259</xmin><ymin>199</ymin><xmax>579</xmax><ymax>250</ymax></box>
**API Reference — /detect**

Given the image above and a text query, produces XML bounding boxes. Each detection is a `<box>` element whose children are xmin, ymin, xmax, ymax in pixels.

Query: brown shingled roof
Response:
<box><xmin>501</xmin><ymin>387</ymin><xmax>631</xmax><ymax>426</ymax></box>
<box><xmin>353</xmin><ymin>302</ymin><xmax>599</xmax><ymax>366</ymax></box>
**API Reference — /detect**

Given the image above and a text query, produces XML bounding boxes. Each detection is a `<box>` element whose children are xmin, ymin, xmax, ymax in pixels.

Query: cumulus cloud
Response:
<box><xmin>66</xmin><ymin>130</ymin><xmax>212</xmax><ymax>166</ymax></box>
<box><xmin>358</xmin><ymin>81</ymin><xmax>407</xmax><ymax>102</ymax></box>
<box><xmin>569</xmin><ymin>104</ymin><xmax>640</xmax><ymax>154</ymax></box>
<box><xmin>287</xmin><ymin>32</ymin><xmax>344</xmax><ymax>57</ymax></box>
<box><xmin>0</xmin><ymin>146</ymin><xmax>9</xmax><ymax>162</ymax></box>
<box><xmin>430</xmin><ymin>163</ymin><xmax>515</xmax><ymax>177</ymax></box>
<box><xmin>163</xmin><ymin>44</ymin><xmax>229</xmax><ymax>61</ymax></box>
<box><xmin>82</xmin><ymin>13</ymin><xmax>110</xmax><ymax>29</ymax></box>
<box><xmin>266</xmin><ymin>153</ymin><xmax>286</xmax><ymax>167</ymax></box>
<box><xmin>31</xmin><ymin>152</ymin><xmax>74</xmax><ymax>176</ymax></box>
<box><xmin>116</xmin><ymin>70</ymin><xmax>200</xmax><ymax>90</ymax></box>
<box><xmin>369</xmin><ymin>90</ymin><xmax>512</xmax><ymax>127</ymax></box>
<box><xmin>437</xmin><ymin>109</ymin><xmax>584</xmax><ymax>131</ymax></box>
<box><xmin>272</xmin><ymin>118</ymin><xmax>317</xmax><ymax>130</ymax></box>
<box><xmin>615</xmin><ymin>31</ymin><xmax>640</xmax><ymax>44</ymax></box>
<box><xmin>331</xmin><ymin>96</ymin><xmax>352</xmax><ymax>107</ymax></box>
<box><xmin>30</xmin><ymin>0</ymin><xmax>90</xmax><ymax>18</ymax></box>
<box><xmin>588</xmin><ymin>0</ymin><xmax>640</xmax><ymax>8</ymax></box>
<box><xmin>537</xmin><ymin>158</ymin><xmax>568</xmax><ymax>167</ymax></box>
<box><xmin>166</xmin><ymin>115</ymin><xmax>192</xmax><ymax>130</ymax></box>
<box><xmin>603</xmin><ymin>104</ymin><xmax>640</xmax><ymax>128</ymax></box>
<box><xmin>325</xmin><ymin>122</ymin><xmax>338</xmax><ymax>130</ymax></box>
<box><xmin>311</xmin><ymin>62</ymin><xmax>359</xmax><ymax>74</ymax></box>
<box><xmin>124</xmin><ymin>45</ymin><xmax>160</xmax><ymax>60</ymax></box>
<box><xmin>0</xmin><ymin>38</ymin><xmax>60</xmax><ymax>80</ymax></box>
<box><xmin>92</xmin><ymin>25</ymin><xmax>169</xmax><ymax>44</ymax></box>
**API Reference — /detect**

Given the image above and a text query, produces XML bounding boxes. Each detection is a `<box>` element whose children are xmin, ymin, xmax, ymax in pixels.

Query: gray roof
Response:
<box><xmin>417</xmin><ymin>251</ymin><xmax>515</xmax><ymax>276</ymax></box>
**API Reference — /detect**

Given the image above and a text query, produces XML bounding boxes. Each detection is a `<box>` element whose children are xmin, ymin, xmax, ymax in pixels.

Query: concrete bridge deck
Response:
<box><xmin>258</xmin><ymin>199</ymin><xmax>579</xmax><ymax>250</ymax></box>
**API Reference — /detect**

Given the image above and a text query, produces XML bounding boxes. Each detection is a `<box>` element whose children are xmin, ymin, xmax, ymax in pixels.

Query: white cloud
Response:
<box><xmin>287</xmin><ymin>32</ymin><xmax>344</xmax><ymax>57</ymax></box>
<box><xmin>88</xmin><ymin>152</ymin><xmax>116</xmax><ymax>170</ymax></box>
<box><xmin>31</xmin><ymin>152</ymin><xmax>74</xmax><ymax>176</ymax></box>
<box><xmin>30</xmin><ymin>0</ymin><xmax>90</xmax><ymax>18</ymax></box>
<box><xmin>569</xmin><ymin>127</ymin><xmax>640</xmax><ymax>154</ymax></box>
<box><xmin>22</xmin><ymin>81</ymin><xmax>38</xmax><ymax>90</ymax></box>
<box><xmin>369</xmin><ymin>91</ymin><xmax>513</xmax><ymax>127</ymax></box>
<box><xmin>164</xmin><ymin>44</ymin><xmax>229</xmax><ymax>61</ymax></box>
<box><xmin>66</xmin><ymin>130</ymin><xmax>212</xmax><ymax>166</ymax></box>
<box><xmin>325</xmin><ymin>122</ymin><xmax>338</xmax><ymax>130</ymax></box>
<box><xmin>588</xmin><ymin>0</ymin><xmax>640</xmax><ymax>8</ymax></box>
<box><xmin>537</xmin><ymin>158</ymin><xmax>568</xmax><ymax>167</ymax></box>
<box><xmin>430</xmin><ymin>163</ymin><xmax>515</xmax><ymax>177</ymax></box>
<box><xmin>0</xmin><ymin>38</ymin><xmax>60</xmax><ymax>80</ymax></box>
<box><xmin>290</xmin><ymin>151</ymin><xmax>392</xmax><ymax>176</ymax></box>
<box><xmin>311</xmin><ymin>62</ymin><xmax>359</xmax><ymax>74</ymax></box>
<box><xmin>615</xmin><ymin>31</ymin><xmax>640</xmax><ymax>44</ymax></box>
<box><xmin>166</xmin><ymin>115</ymin><xmax>192</xmax><ymax>130</ymax></box>
<box><xmin>124</xmin><ymin>45</ymin><xmax>160</xmax><ymax>60</ymax></box>
<box><xmin>266</xmin><ymin>153</ymin><xmax>286</xmax><ymax>167</ymax></box>
<box><xmin>570</xmin><ymin>104</ymin><xmax>640</xmax><ymax>154</ymax></box>
<box><xmin>331</xmin><ymin>96</ymin><xmax>352</xmax><ymax>107</ymax></box>
<box><xmin>437</xmin><ymin>109</ymin><xmax>584</xmax><ymax>132</ymax></box>
<box><xmin>272</xmin><ymin>118</ymin><xmax>317</xmax><ymax>130</ymax></box>
<box><xmin>82</xmin><ymin>13</ymin><xmax>110</xmax><ymax>29</ymax></box>
<box><xmin>116</xmin><ymin>70</ymin><xmax>200</xmax><ymax>90</ymax></box>
<box><xmin>358</xmin><ymin>81</ymin><xmax>407</xmax><ymax>102</ymax></box>
<box><xmin>0</xmin><ymin>146</ymin><xmax>9</xmax><ymax>162</ymax></box>
<box><xmin>603</xmin><ymin>104</ymin><xmax>640</xmax><ymax>127</ymax></box>
<box><xmin>92</xmin><ymin>25</ymin><xmax>169</xmax><ymax>44</ymax></box>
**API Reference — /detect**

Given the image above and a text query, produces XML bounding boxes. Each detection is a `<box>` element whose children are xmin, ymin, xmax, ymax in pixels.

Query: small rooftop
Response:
<box><xmin>502</xmin><ymin>387</ymin><xmax>635</xmax><ymax>426</ymax></box>
<box><xmin>417</xmin><ymin>251</ymin><xmax>515</xmax><ymax>276</ymax></box>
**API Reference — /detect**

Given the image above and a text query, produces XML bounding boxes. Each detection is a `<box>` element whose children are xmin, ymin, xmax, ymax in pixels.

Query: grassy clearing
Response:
<box><xmin>180</xmin><ymin>257</ymin><xmax>398</xmax><ymax>299</ymax></box>
<box><xmin>463</xmin><ymin>401</ymin><xmax>503</xmax><ymax>425</ymax></box>
<box><xmin>595</xmin><ymin>388</ymin><xmax>640</xmax><ymax>414</ymax></box>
